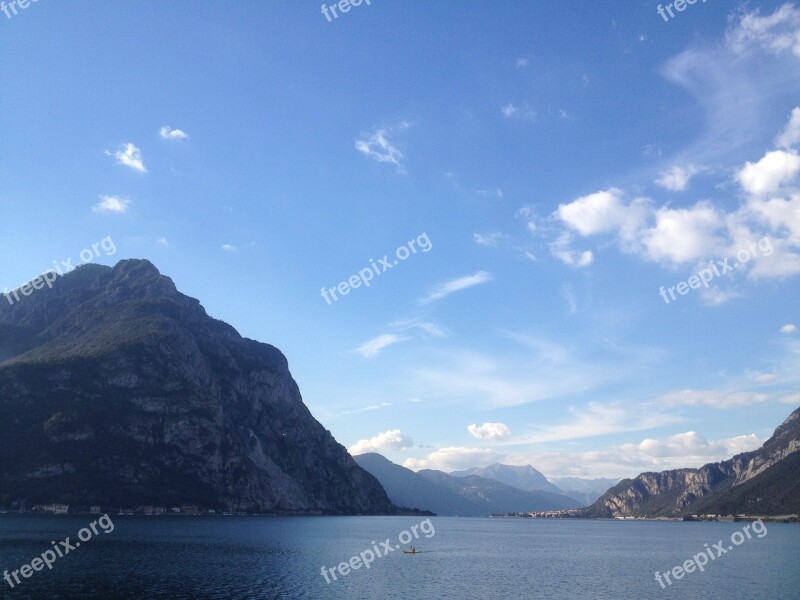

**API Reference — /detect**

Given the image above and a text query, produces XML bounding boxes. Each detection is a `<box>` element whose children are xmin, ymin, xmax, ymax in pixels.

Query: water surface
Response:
<box><xmin>0</xmin><ymin>515</ymin><xmax>796</xmax><ymax>599</ymax></box>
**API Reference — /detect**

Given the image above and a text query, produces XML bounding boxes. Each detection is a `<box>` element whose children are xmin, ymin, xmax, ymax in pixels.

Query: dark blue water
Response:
<box><xmin>0</xmin><ymin>515</ymin><xmax>797</xmax><ymax>599</ymax></box>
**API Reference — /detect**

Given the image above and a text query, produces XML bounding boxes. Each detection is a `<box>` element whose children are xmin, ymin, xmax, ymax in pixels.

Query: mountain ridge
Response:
<box><xmin>354</xmin><ymin>453</ymin><xmax>581</xmax><ymax>515</ymax></box>
<box><xmin>584</xmin><ymin>406</ymin><xmax>800</xmax><ymax>518</ymax></box>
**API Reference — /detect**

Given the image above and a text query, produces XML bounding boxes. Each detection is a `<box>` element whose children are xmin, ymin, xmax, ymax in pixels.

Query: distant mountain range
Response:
<box><xmin>450</xmin><ymin>464</ymin><xmax>618</xmax><ymax>506</ymax></box>
<box><xmin>451</xmin><ymin>464</ymin><xmax>563</xmax><ymax>494</ymax></box>
<box><xmin>0</xmin><ymin>260</ymin><xmax>393</xmax><ymax>514</ymax></box>
<box><xmin>354</xmin><ymin>453</ymin><xmax>582</xmax><ymax>515</ymax></box>
<box><xmin>584</xmin><ymin>405</ymin><xmax>800</xmax><ymax>518</ymax></box>
<box><xmin>548</xmin><ymin>477</ymin><xmax>622</xmax><ymax>506</ymax></box>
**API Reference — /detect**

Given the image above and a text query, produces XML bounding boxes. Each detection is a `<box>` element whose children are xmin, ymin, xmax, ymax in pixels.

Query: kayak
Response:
<box><xmin>403</xmin><ymin>550</ymin><xmax>420</xmax><ymax>554</ymax></box>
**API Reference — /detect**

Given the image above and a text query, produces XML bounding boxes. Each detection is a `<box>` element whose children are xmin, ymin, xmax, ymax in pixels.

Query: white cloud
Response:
<box><xmin>745</xmin><ymin>193</ymin><xmax>800</xmax><ymax>242</ymax></box>
<box><xmin>776</xmin><ymin>107</ymin><xmax>800</xmax><ymax>148</ymax></box>
<box><xmin>557</xmin><ymin>188</ymin><xmax>630</xmax><ymax>235</ymax></box>
<box><xmin>781</xmin><ymin>323</ymin><xmax>798</xmax><ymax>334</ymax></box>
<box><xmin>726</xmin><ymin>3</ymin><xmax>800</xmax><ymax>58</ymax></box>
<box><xmin>402</xmin><ymin>447</ymin><xmax>502</xmax><ymax>472</ymax></box>
<box><xmin>656</xmin><ymin>389</ymin><xmax>769</xmax><ymax>409</ymax></box>
<box><xmin>549</xmin><ymin>232</ymin><xmax>594</xmax><ymax>267</ymax></box>
<box><xmin>109</xmin><ymin>143</ymin><xmax>147</xmax><ymax>172</ymax></box>
<box><xmin>220</xmin><ymin>244</ymin><xmax>237</xmax><ymax>252</ymax></box>
<box><xmin>515</xmin><ymin>57</ymin><xmax>528</xmax><ymax>68</ymax></box>
<box><xmin>355</xmin><ymin>122</ymin><xmax>410</xmax><ymax>172</ymax></box>
<box><xmin>355</xmin><ymin>334</ymin><xmax>410</xmax><ymax>358</ymax></box>
<box><xmin>92</xmin><ymin>195</ymin><xmax>130</xmax><ymax>213</ymax></box>
<box><xmin>555</xmin><ymin>190</ymin><xmax>651</xmax><ymax>256</ymax></box>
<box><xmin>159</xmin><ymin>126</ymin><xmax>189</xmax><ymax>140</ymax></box>
<box><xmin>418</xmin><ymin>271</ymin><xmax>492</xmax><ymax>305</ymax></box>
<box><xmin>156</xmin><ymin>237</ymin><xmax>169</xmax><ymax>246</ymax></box>
<box><xmin>467</xmin><ymin>422</ymin><xmax>511</xmax><ymax>441</ymax></box>
<box><xmin>349</xmin><ymin>430</ymin><xmax>415</xmax><ymax>455</ymax></box>
<box><xmin>539</xmin><ymin>5</ymin><xmax>800</xmax><ymax>283</ymax></box>
<box><xmin>737</xmin><ymin>150</ymin><xmax>800</xmax><ymax>196</ymax></box>
<box><xmin>655</xmin><ymin>164</ymin><xmax>702</xmax><ymax>192</ymax></box>
<box><xmin>641</xmin><ymin>201</ymin><xmax>725</xmax><ymax>264</ymax></box>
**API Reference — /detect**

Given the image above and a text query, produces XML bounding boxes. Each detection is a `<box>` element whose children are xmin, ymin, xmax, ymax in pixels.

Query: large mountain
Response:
<box><xmin>585</xmin><ymin>406</ymin><xmax>800</xmax><ymax>518</ymax></box>
<box><xmin>450</xmin><ymin>463</ymin><xmax>562</xmax><ymax>495</ymax></box>
<box><xmin>354</xmin><ymin>453</ymin><xmax>581</xmax><ymax>515</ymax></box>
<box><xmin>0</xmin><ymin>260</ymin><xmax>393</xmax><ymax>514</ymax></box>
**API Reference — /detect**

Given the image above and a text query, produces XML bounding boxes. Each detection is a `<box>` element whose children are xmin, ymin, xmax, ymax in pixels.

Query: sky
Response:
<box><xmin>1</xmin><ymin>1</ymin><xmax>799</xmax><ymax>479</ymax></box>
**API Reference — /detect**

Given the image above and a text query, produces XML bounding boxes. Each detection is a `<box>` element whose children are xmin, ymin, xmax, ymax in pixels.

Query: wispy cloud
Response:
<box><xmin>411</xmin><ymin>343</ymin><xmax>617</xmax><ymax>409</ymax></box>
<box><xmin>107</xmin><ymin>142</ymin><xmax>147</xmax><ymax>172</ymax></box>
<box><xmin>342</xmin><ymin>402</ymin><xmax>392</xmax><ymax>415</ymax></box>
<box><xmin>92</xmin><ymin>195</ymin><xmax>130</xmax><ymax>213</ymax></box>
<box><xmin>655</xmin><ymin>389</ymin><xmax>769</xmax><ymax>409</ymax></box>
<box><xmin>159</xmin><ymin>126</ymin><xmax>189</xmax><ymax>140</ymax></box>
<box><xmin>473</xmin><ymin>232</ymin><xmax>506</xmax><ymax>247</ymax></box>
<box><xmin>220</xmin><ymin>244</ymin><xmax>237</xmax><ymax>252</ymax></box>
<box><xmin>508</xmin><ymin>402</ymin><xmax>683</xmax><ymax>445</ymax></box>
<box><xmin>355</xmin><ymin>122</ymin><xmax>410</xmax><ymax>172</ymax></box>
<box><xmin>560</xmin><ymin>284</ymin><xmax>577</xmax><ymax>314</ymax></box>
<box><xmin>501</xmin><ymin>103</ymin><xmax>536</xmax><ymax>121</ymax></box>
<box><xmin>418</xmin><ymin>271</ymin><xmax>492</xmax><ymax>305</ymax></box>
<box><xmin>476</xmin><ymin>187</ymin><xmax>504</xmax><ymax>199</ymax></box>
<box><xmin>389</xmin><ymin>317</ymin><xmax>449</xmax><ymax>338</ymax></box>
<box><xmin>355</xmin><ymin>333</ymin><xmax>410</xmax><ymax>358</ymax></box>
<box><xmin>549</xmin><ymin>232</ymin><xmax>593</xmax><ymax>267</ymax></box>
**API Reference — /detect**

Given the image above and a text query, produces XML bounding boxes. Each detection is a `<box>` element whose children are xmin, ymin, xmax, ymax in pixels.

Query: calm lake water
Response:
<box><xmin>0</xmin><ymin>515</ymin><xmax>797</xmax><ymax>599</ymax></box>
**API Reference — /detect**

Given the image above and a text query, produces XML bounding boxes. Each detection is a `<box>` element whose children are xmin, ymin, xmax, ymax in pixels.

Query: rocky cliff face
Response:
<box><xmin>585</xmin><ymin>406</ymin><xmax>800</xmax><ymax>518</ymax></box>
<box><xmin>0</xmin><ymin>260</ymin><xmax>393</xmax><ymax>514</ymax></box>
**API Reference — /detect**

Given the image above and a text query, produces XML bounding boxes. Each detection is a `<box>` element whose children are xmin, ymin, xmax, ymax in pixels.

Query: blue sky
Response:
<box><xmin>2</xmin><ymin>1</ymin><xmax>799</xmax><ymax>478</ymax></box>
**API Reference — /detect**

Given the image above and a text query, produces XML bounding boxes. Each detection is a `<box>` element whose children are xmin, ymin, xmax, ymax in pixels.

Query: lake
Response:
<box><xmin>0</xmin><ymin>515</ymin><xmax>797</xmax><ymax>599</ymax></box>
